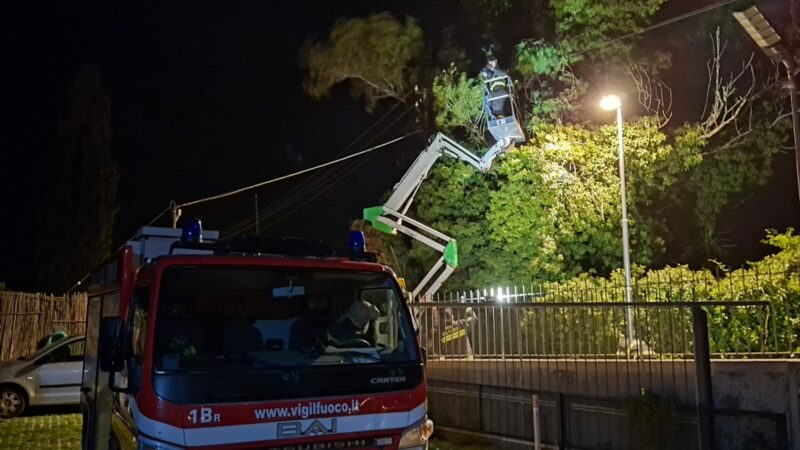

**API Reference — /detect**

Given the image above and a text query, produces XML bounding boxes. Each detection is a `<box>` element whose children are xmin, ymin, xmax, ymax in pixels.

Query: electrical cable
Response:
<box><xmin>254</xmin><ymin>109</ymin><xmax>417</xmax><ymax>228</ymax></box>
<box><xmin>62</xmin><ymin>1</ymin><xmax>741</xmax><ymax>292</ymax></box>
<box><xmin>221</xmin><ymin>101</ymin><xmax>419</xmax><ymax>237</ymax></box>
<box><xmin>175</xmin><ymin>130</ymin><xmax>419</xmax><ymax>210</ymax></box>
<box><xmin>570</xmin><ymin>0</ymin><xmax>740</xmax><ymax>57</ymax></box>
<box><xmin>253</xmin><ymin>97</ymin><xmax>416</xmax><ymax>211</ymax></box>
<box><xmin>225</xmin><ymin>103</ymin><xmax>420</xmax><ymax>237</ymax></box>
<box><xmin>259</xmin><ymin>107</ymin><xmax>418</xmax><ymax>225</ymax></box>
<box><xmin>216</xmin><ymin>97</ymin><xmax>418</xmax><ymax>236</ymax></box>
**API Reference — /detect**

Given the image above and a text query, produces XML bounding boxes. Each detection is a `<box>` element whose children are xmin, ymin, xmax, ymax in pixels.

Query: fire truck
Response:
<box><xmin>81</xmin><ymin>223</ymin><xmax>433</xmax><ymax>450</ymax></box>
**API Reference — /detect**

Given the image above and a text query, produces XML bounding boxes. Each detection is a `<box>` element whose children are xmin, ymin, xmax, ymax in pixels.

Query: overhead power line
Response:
<box><xmin>223</xmin><ymin>103</ymin><xmax>419</xmax><ymax>237</ymax></box>
<box><xmin>570</xmin><ymin>0</ymin><xmax>740</xmax><ymax>57</ymax></box>
<box><xmin>175</xmin><ymin>130</ymin><xmax>420</xmax><ymax>210</ymax></box>
<box><xmin>220</xmin><ymin>101</ymin><xmax>416</xmax><ymax>237</ymax></box>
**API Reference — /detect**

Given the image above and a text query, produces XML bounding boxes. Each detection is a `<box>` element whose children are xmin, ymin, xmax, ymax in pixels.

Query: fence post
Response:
<box><xmin>776</xmin><ymin>412</ymin><xmax>789</xmax><ymax>450</ymax></box>
<box><xmin>478</xmin><ymin>384</ymin><xmax>484</xmax><ymax>433</ymax></box>
<box><xmin>532</xmin><ymin>394</ymin><xmax>542</xmax><ymax>450</ymax></box>
<box><xmin>692</xmin><ymin>305</ymin><xmax>716</xmax><ymax>450</ymax></box>
<box><xmin>556</xmin><ymin>392</ymin><xmax>566</xmax><ymax>450</ymax></box>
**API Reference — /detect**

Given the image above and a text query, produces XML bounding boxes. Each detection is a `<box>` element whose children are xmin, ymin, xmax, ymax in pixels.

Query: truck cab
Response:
<box><xmin>82</xmin><ymin>225</ymin><xmax>432</xmax><ymax>450</ymax></box>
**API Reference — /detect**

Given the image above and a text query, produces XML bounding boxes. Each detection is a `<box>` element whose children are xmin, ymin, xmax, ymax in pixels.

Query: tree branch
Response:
<box><xmin>627</xmin><ymin>62</ymin><xmax>672</xmax><ymax>128</ymax></box>
<box><xmin>699</xmin><ymin>28</ymin><xmax>756</xmax><ymax>140</ymax></box>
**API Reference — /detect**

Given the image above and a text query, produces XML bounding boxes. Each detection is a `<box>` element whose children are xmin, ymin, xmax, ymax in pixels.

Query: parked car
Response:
<box><xmin>0</xmin><ymin>336</ymin><xmax>85</xmax><ymax>418</ymax></box>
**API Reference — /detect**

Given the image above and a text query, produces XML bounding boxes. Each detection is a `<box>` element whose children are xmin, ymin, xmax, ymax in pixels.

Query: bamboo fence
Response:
<box><xmin>0</xmin><ymin>291</ymin><xmax>87</xmax><ymax>361</ymax></box>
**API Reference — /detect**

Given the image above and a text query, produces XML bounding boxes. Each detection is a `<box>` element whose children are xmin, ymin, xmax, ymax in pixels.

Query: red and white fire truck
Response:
<box><xmin>81</xmin><ymin>223</ymin><xmax>433</xmax><ymax>450</ymax></box>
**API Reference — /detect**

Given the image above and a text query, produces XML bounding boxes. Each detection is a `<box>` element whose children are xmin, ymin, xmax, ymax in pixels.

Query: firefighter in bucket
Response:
<box><xmin>439</xmin><ymin>307</ymin><xmax>477</xmax><ymax>360</ymax></box>
<box><xmin>479</xmin><ymin>53</ymin><xmax>509</xmax><ymax>120</ymax></box>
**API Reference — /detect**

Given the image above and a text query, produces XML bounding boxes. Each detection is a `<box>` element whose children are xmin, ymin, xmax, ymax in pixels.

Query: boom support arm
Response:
<box><xmin>364</xmin><ymin>133</ymin><xmax>514</xmax><ymax>300</ymax></box>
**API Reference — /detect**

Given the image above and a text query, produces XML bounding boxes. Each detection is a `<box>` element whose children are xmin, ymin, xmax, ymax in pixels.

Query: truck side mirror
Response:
<box><xmin>99</xmin><ymin>317</ymin><xmax>125</xmax><ymax>372</ymax></box>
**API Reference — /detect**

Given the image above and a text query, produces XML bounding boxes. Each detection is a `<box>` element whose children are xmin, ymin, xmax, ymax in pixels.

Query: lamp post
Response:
<box><xmin>734</xmin><ymin>5</ymin><xmax>800</xmax><ymax>206</ymax></box>
<box><xmin>600</xmin><ymin>94</ymin><xmax>635</xmax><ymax>352</ymax></box>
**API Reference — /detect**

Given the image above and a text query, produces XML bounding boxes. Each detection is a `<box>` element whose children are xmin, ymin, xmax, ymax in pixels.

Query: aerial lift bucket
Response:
<box><xmin>482</xmin><ymin>75</ymin><xmax>525</xmax><ymax>143</ymax></box>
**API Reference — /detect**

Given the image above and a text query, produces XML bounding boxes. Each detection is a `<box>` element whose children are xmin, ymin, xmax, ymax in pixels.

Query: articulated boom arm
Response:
<box><xmin>364</xmin><ymin>133</ymin><xmax>514</xmax><ymax>301</ymax></box>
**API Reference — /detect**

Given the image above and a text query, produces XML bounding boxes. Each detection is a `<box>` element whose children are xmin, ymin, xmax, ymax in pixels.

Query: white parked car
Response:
<box><xmin>0</xmin><ymin>336</ymin><xmax>85</xmax><ymax>418</ymax></box>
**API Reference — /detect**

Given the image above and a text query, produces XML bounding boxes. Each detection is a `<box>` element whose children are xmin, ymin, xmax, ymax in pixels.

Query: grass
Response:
<box><xmin>0</xmin><ymin>412</ymin><xmax>82</xmax><ymax>450</ymax></box>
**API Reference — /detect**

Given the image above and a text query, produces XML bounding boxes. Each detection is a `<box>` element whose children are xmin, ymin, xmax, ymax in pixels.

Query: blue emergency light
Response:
<box><xmin>181</xmin><ymin>218</ymin><xmax>203</xmax><ymax>244</ymax></box>
<box><xmin>347</xmin><ymin>231</ymin><xmax>366</xmax><ymax>252</ymax></box>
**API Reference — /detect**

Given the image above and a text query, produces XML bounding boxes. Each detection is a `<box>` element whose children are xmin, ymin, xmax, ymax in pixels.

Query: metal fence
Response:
<box><xmin>429</xmin><ymin>380</ymin><xmax>788</xmax><ymax>450</ymax></box>
<box><xmin>426</xmin><ymin>263</ymin><xmax>800</xmax><ymax>357</ymax></box>
<box><xmin>413</xmin><ymin>301</ymin><xmax>789</xmax><ymax>450</ymax></box>
<box><xmin>415</xmin><ymin>300</ymin><xmax>784</xmax><ymax>362</ymax></box>
<box><xmin>429</xmin><ymin>263</ymin><xmax>794</xmax><ymax>304</ymax></box>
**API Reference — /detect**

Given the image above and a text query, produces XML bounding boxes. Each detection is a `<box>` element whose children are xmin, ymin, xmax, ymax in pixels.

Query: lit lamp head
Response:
<box><xmin>599</xmin><ymin>94</ymin><xmax>621</xmax><ymax>111</ymax></box>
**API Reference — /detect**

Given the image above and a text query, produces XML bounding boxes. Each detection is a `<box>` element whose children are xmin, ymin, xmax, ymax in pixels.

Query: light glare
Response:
<box><xmin>599</xmin><ymin>94</ymin><xmax>621</xmax><ymax>111</ymax></box>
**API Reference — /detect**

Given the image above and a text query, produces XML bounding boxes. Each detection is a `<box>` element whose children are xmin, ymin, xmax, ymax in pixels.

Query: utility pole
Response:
<box><xmin>600</xmin><ymin>94</ymin><xmax>635</xmax><ymax>350</ymax></box>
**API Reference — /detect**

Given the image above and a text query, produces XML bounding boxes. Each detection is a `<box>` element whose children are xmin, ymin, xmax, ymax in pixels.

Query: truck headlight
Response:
<box><xmin>397</xmin><ymin>417</ymin><xmax>434</xmax><ymax>449</ymax></box>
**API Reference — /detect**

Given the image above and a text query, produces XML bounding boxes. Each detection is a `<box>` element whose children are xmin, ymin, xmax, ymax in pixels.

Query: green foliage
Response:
<box><xmin>704</xmin><ymin>230</ymin><xmax>800</xmax><ymax>354</ymax></box>
<box><xmin>300</xmin><ymin>12</ymin><xmax>423</xmax><ymax>112</ymax></box>
<box><xmin>688</xmin><ymin>117</ymin><xmax>788</xmax><ymax>257</ymax></box>
<box><xmin>401</xmin><ymin>118</ymin><xmax>710</xmax><ymax>289</ymax></box>
<box><xmin>512</xmin><ymin>230</ymin><xmax>800</xmax><ymax>356</ymax></box>
<box><xmin>348</xmin><ymin>0</ymin><xmax>790</xmax><ymax>291</ymax></box>
<box><xmin>412</xmin><ymin>159</ymin><xmax>496</xmax><ymax>287</ymax></box>
<box><xmin>515</xmin><ymin>41</ymin><xmax>569</xmax><ymax>77</ymax></box>
<box><xmin>528</xmin><ymin>70</ymin><xmax>586</xmax><ymax>128</ymax></box>
<box><xmin>467</xmin><ymin>230</ymin><xmax>800</xmax><ymax>366</ymax></box>
<box><xmin>512</xmin><ymin>40</ymin><xmax>585</xmax><ymax>128</ymax></box>
<box><xmin>432</xmin><ymin>65</ymin><xmax>486</xmax><ymax>146</ymax></box>
<box><xmin>550</xmin><ymin>0</ymin><xmax>668</xmax><ymax>55</ymax></box>
<box><xmin>35</xmin><ymin>64</ymin><xmax>119</xmax><ymax>293</ymax></box>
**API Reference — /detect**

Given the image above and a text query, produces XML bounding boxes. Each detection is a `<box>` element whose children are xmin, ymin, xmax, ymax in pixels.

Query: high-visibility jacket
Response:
<box><xmin>480</xmin><ymin>67</ymin><xmax>508</xmax><ymax>92</ymax></box>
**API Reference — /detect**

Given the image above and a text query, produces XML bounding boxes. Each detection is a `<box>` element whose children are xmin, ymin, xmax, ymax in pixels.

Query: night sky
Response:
<box><xmin>1</xmin><ymin>0</ymin><xmax>797</xmax><ymax>291</ymax></box>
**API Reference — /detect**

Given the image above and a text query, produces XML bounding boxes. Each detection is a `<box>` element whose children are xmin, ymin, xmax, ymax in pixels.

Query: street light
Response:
<box><xmin>599</xmin><ymin>94</ymin><xmax>635</xmax><ymax>353</ymax></box>
<box><xmin>733</xmin><ymin>5</ymin><xmax>800</xmax><ymax>205</ymax></box>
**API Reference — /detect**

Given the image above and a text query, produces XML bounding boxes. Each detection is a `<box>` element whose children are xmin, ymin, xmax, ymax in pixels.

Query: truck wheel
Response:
<box><xmin>0</xmin><ymin>386</ymin><xmax>26</xmax><ymax>418</ymax></box>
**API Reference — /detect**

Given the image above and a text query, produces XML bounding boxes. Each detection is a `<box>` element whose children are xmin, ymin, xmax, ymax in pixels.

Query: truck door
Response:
<box><xmin>81</xmin><ymin>290</ymin><xmax>119</xmax><ymax>450</ymax></box>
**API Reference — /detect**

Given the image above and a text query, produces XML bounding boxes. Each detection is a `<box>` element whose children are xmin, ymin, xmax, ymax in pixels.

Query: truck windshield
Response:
<box><xmin>154</xmin><ymin>266</ymin><xmax>418</xmax><ymax>373</ymax></box>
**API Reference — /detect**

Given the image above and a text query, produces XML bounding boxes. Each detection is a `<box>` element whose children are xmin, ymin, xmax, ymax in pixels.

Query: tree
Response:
<box><xmin>432</xmin><ymin>65</ymin><xmax>486</xmax><ymax>146</ymax></box>
<box><xmin>549</xmin><ymin>0</ymin><xmax>668</xmax><ymax>56</ymax></box>
<box><xmin>356</xmin><ymin>3</ymin><xmax>792</xmax><ymax>292</ymax></box>
<box><xmin>409</xmin><ymin>117</ymin><xmax>698</xmax><ymax>288</ymax></box>
<box><xmin>300</xmin><ymin>12</ymin><xmax>423</xmax><ymax>112</ymax></box>
<box><xmin>35</xmin><ymin>64</ymin><xmax>119</xmax><ymax>293</ymax></box>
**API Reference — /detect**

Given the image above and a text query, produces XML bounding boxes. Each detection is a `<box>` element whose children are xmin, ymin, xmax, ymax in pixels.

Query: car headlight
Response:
<box><xmin>397</xmin><ymin>417</ymin><xmax>434</xmax><ymax>449</ymax></box>
<box><xmin>137</xmin><ymin>435</ymin><xmax>185</xmax><ymax>450</ymax></box>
